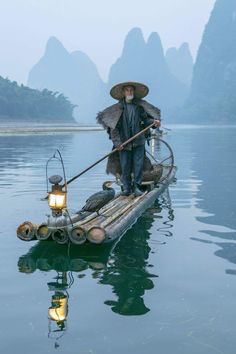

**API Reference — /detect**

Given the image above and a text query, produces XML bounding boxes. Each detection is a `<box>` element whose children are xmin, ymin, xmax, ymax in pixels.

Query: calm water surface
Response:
<box><xmin>0</xmin><ymin>126</ymin><xmax>236</xmax><ymax>354</ymax></box>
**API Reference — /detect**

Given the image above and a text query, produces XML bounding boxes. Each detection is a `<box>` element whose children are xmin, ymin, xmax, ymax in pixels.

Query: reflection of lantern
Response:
<box><xmin>48</xmin><ymin>175</ymin><xmax>67</xmax><ymax>217</ymax></box>
<box><xmin>48</xmin><ymin>272</ymin><xmax>69</xmax><ymax>344</ymax></box>
<box><xmin>48</xmin><ymin>292</ymin><xmax>68</xmax><ymax>323</ymax></box>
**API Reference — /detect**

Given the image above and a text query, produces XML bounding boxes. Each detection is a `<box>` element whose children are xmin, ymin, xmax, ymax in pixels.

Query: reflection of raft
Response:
<box><xmin>17</xmin><ymin>164</ymin><xmax>176</xmax><ymax>245</ymax></box>
<box><xmin>18</xmin><ymin>241</ymin><xmax>113</xmax><ymax>273</ymax></box>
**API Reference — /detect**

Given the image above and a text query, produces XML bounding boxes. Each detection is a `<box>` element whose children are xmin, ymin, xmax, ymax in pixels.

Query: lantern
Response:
<box><xmin>48</xmin><ymin>175</ymin><xmax>67</xmax><ymax>216</ymax></box>
<box><xmin>46</xmin><ymin>150</ymin><xmax>68</xmax><ymax>217</ymax></box>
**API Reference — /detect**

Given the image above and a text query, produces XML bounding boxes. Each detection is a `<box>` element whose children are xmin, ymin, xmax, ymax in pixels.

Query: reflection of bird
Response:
<box><xmin>80</xmin><ymin>181</ymin><xmax>115</xmax><ymax>214</ymax></box>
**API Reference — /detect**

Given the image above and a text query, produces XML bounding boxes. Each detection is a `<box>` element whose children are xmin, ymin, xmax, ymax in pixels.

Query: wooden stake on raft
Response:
<box><xmin>17</xmin><ymin>221</ymin><xmax>38</xmax><ymax>241</ymax></box>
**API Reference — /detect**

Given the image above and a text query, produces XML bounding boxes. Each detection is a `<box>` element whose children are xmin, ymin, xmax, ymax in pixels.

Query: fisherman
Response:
<box><xmin>97</xmin><ymin>82</ymin><xmax>161</xmax><ymax>197</ymax></box>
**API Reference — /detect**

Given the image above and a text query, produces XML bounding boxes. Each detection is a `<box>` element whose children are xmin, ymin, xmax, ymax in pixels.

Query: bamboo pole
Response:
<box><xmin>69</xmin><ymin>225</ymin><xmax>86</xmax><ymax>245</ymax></box>
<box><xmin>17</xmin><ymin>221</ymin><xmax>38</xmax><ymax>241</ymax></box>
<box><xmin>43</xmin><ymin>123</ymin><xmax>155</xmax><ymax>200</ymax></box>
<box><xmin>36</xmin><ymin>223</ymin><xmax>51</xmax><ymax>241</ymax></box>
<box><xmin>51</xmin><ymin>228</ymin><xmax>69</xmax><ymax>244</ymax></box>
<box><xmin>62</xmin><ymin>123</ymin><xmax>155</xmax><ymax>188</ymax></box>
<box><xmin>86</xmin><ymin>192</ymin><xmax>147</xmax><ymax>243</ymax></box>
<box><xmin>72</xmin><ymin>195</ymin><xmax>126</xmax><ymax>228</ymax></box>
<box><xmin>101</xmin><ymin>192</ymin><xmax>148</xmax><ymax>228</ymax></box>
<box><xmin>86</xmin><ymin>226</ymin><xmax>106</xmax><ymax>244</ymax></box>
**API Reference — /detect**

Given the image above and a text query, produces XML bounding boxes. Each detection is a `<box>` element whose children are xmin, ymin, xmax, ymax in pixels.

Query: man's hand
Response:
<box><xmin>153</xmin><ymin>119</ymin><xmax>161</xmax><ymax>128</ymax></box>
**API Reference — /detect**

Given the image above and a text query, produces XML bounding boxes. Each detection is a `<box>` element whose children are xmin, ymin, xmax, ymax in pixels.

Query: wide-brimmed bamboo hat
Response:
<box><xmin>110</xmin><ymin>81</ymin><xmax>149</xmax><ymax>100</ymax></box>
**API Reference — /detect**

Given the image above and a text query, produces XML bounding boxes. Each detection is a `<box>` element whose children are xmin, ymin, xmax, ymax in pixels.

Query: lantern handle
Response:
<box><xmin>46</xmin><ymin>149</ymin><xmax>67</xmax><ymax>193</ymax></box>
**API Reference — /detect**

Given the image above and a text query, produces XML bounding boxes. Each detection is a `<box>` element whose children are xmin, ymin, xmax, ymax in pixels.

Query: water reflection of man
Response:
<box><xmin>100</xmin><ymin>219</ymin><xmax>157</xmax><ymax>315</ymax></box>
<box><xmin>98</xmin><ymin>197</ymin><xmax>175</xmax><ymax>316</ymax></box>
<box><xmin>97</xmin><ymin>82</ymin><xmax>161</xmax><ymax>197</ymax></box>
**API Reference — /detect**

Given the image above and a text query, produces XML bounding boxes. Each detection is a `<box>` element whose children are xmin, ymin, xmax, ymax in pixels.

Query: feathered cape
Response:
<box><xmin>96</xmin><ymin>99</ymin><xmax>161</xmax><ymax>130</ymax></box>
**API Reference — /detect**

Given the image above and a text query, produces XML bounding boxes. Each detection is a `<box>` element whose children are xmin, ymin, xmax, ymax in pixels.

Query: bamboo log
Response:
<box><xmin>99</xmin><ymin>194</ymin><xmax>122</xmax><ymax>213</ymax></box>
<box><xmin>17</xmin><ymin>221</ymin><xmax>38</xmax><ymax>241</ymax></box>
<box><xmin>69</xmin><ymin>225</ymin><xmax>86</xmax><ymax>245</ymax></box>
<box><xmin>101</xmin><ymin>192</ymin><xmax>148</xmax><ymax>229</ymax></box>
<box><xmin>86</xmin><ymin>193</ymin><xmax>147</xmax><ymax>243</ymax></box>
<box><xmin>87</xmin><ymin>226</ymin><xmax>106</xmax><ymax>244</ymax></box>
<box><xmin>104</xmin><ymin>167</ymin><xmax>177</xmax><ymax>242</ymax></box>
<box><xmin>47</xmin><ymin>211</ymin><xmax>91</xmax><ymax>228</ymax></box>
<box><xmin>75</xmin><ymin>195</ymin><xmax>121</xmax><ymax>225</ymax></box>
<box><xmin>78</xmin><ymin>197</ymin><xmax>130</xmax><ymax>230</ymax></box>
<box><xmin>51</xmin><ymin>228</ymin><xmax>69</xmax><ymax>244</ymax></box>
<box><xmin>36</xmin><ymin>223</ymin><xmax>51</xmax><ymax>241</ymax></box>
<box><xmin>45</xmin><ymin>195</ymin><xmax>122</xmax><ymax>232</ymax></box>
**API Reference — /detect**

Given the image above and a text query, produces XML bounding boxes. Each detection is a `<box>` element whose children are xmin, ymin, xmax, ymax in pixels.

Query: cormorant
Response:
<box><xmin>80</xmin><ymin>181</ymin><xmax>115</xmax><ymax>214</ymax></box>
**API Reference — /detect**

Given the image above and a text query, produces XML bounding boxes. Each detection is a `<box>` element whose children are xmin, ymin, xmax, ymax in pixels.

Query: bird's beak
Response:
<box><xmin>107</xmin><ymin>181</ymin><xmax>115</xmax><ymax>187</ymax></box>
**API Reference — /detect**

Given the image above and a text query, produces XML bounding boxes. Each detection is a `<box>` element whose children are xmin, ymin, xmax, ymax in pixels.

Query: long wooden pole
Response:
<box><xmin>63</xmin><ymin>122</ymin><xmax>155</xmax><ymax>188</ymax></box>
<box><xmin>43</xmin><ymin>122</ymin><xmax>155</xmax><ymax>200</ymax></box>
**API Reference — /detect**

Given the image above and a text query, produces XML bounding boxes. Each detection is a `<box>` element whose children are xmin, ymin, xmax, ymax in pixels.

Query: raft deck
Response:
<box><xmin>17</xmin><ymin>165</ymin><xmax>176</xmax><ymax>245</ymax></box>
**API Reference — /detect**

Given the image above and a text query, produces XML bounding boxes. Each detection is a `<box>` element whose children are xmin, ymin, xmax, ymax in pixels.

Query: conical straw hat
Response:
<box><xmin>110</xmin><ymin>81</ymin><xmax>149</xmax><ymax>100</ymax></box>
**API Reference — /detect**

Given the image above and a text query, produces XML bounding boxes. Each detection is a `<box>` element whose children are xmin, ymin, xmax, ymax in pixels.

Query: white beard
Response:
<box><xmin>125</xmin><ymin>95</ymin><xmax>134</xmax><ymax>102</ymax></box>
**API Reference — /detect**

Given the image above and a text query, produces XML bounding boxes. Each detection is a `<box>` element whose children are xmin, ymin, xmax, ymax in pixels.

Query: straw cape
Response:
<box><xmin>97</xmin><ymin>100</ymin><xmax>161</xmax><ymax>130</ymax></box>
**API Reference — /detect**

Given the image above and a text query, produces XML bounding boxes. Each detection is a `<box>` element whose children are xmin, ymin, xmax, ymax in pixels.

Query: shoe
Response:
<box><xmin>134</xmin><ymin>187</ymin><xmax>143</xmax><ymax>197</ymax></box>
<box><xmin>121</xmin><ymin>189</ymin><xmax>131</xmax><ymax>196</ymax></box>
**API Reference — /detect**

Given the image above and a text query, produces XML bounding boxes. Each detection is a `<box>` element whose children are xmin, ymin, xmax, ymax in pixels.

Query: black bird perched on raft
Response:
<box><xmin>79</xmin><ymin>181</ymin><xmax>115</xmax><ymax>215</ymax></box>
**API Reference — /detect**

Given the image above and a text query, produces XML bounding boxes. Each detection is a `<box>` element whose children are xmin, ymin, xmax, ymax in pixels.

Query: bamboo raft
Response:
<box><xmin>17</xmin><ymin>164</ymin><xmax>176</xmax><ymax>245</ymax></box>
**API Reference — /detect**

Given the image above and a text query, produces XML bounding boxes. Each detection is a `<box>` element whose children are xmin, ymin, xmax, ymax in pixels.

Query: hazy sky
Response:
<box><xmin>0</xmin><ymin>0</ymin><xmax>215</xmax><ymax>84</ymax></box>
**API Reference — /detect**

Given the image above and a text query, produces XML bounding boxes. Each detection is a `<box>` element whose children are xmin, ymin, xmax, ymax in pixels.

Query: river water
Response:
<box><xmin>0</xmin><ymin>126</ymin><xmax>235</xmax><ymax>354</ymax></box>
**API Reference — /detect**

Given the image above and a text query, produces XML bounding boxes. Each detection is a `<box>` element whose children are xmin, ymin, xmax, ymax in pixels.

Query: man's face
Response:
<box><xmin>123</xmin><ymin>86</ymin><xmax>134</xmax><ymax>99</ymax></box>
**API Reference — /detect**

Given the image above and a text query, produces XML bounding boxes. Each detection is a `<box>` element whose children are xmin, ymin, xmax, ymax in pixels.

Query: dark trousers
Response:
<box><xmin>119</xmin><ymin>145</ymin><xmax>145</xmax><ymax>191</ymax></box>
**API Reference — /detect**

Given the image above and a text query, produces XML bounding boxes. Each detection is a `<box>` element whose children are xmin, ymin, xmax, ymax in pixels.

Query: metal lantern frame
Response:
<box><xmin>46</xmin><ymin>149</ymin><xmax>68</xmax><ymax>216</ymax></box>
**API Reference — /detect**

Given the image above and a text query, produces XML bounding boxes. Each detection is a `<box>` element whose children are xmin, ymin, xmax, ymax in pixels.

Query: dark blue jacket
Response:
<box><xmin>110</xmin><ymin>99</ymin><xmax>155</xmax><ymax>150</ymax></box>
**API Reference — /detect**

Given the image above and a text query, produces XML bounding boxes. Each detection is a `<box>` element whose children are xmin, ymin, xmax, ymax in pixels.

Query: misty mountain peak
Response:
<box><xmin>71</xmin><ymin>50</ymin><xmax>92</xmax><ymax>63</ymax></box>
<box><xmin>166</xmin><ymin>43</ymin><xmax>193</xmax><ymax>86</ymax></box>
<box><xmin>147</xmin><ymin>32</ymin><xmax>163</xmax><ymax>51</ymax></box>
<box><xmin>181</xmin><ymin>0</ymin><xmax>236</xmax><ymax>123</ymax></box>
<box><xmin>122</xmin><ymin>27</ymin><xmax>146</xmax><ymax>56</ymax></box>
<box><xmin>179</xmin><ymin>43</ymin><xmax>193</xmax><ymax>64</ymax></box>
<box><xmin>45</xmin><ymin>36</ymin><xmax>68</xmax><ymax>56</ymax></box>
<box><xmin>179</xmin><ymin>42</ymin><xmax>190</xmax><ymax>53</ymax></box>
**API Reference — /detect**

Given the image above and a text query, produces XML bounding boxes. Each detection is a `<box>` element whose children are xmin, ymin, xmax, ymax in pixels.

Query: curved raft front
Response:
<box><xmin>17</xmin><ymin>165</ymin><xmax>176</xmax><ymax>245</ymax></box>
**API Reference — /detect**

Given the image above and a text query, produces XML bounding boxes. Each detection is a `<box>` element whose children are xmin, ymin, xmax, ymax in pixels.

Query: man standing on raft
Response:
<box><xmin>97</xmin><ymin>82</ymin><xmax>161</xmax><ymax>197</ymax></box>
